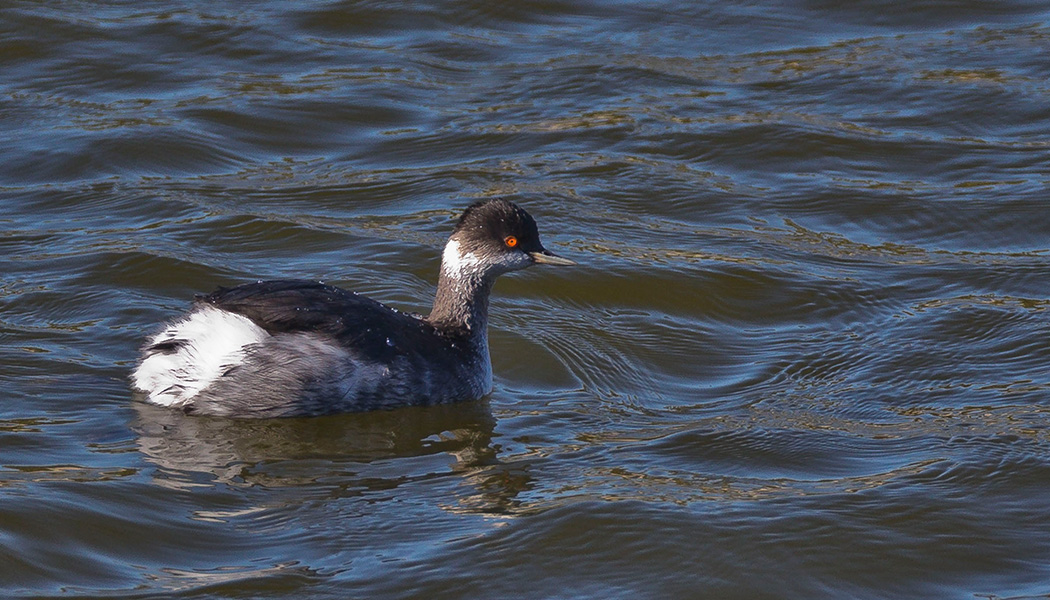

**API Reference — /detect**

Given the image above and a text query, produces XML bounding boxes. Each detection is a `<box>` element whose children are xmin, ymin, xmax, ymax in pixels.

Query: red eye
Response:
<box><xmin>504</xmin><ymin>236</ymin><xmax>518</xmax><ymax>248</ymax></box>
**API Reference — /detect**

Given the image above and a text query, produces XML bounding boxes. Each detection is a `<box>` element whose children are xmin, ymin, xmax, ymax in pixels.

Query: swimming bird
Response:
<box><xmin>131</xmin><ymin>199</ymin><xmax>575</xmax><ymax>417</ymax></box>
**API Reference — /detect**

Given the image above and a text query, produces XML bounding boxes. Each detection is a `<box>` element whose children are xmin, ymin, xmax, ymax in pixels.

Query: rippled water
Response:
<box><xmin>4</xmin><ymin>1</ymin><xmax>1050</xmax><ymax>598</ymax></box>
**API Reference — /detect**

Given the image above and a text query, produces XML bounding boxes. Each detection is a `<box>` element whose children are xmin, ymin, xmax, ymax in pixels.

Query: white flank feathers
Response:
<box><xmin>132</xmin><ymin>306</ymin><xmax>269</xmax><ymax>407</ymax></box>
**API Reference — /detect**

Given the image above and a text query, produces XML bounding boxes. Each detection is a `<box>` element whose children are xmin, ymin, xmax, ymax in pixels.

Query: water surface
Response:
<box><xmin>3</xmin><ymin>1</ymin><xmax>1050</xmax><ymax>598</ymax></box>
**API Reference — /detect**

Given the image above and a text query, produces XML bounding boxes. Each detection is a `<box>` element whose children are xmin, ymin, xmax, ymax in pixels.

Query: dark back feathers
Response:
<box><xmin>197</xmin><ymin>279</ymin><xmax>460</xmax><ymax>364</ymax></box>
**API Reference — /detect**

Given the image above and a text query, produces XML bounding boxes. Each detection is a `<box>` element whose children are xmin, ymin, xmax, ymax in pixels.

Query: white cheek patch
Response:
<box><xmin>442</xmin><ymin>238</ymin><xmax>482</xmax><ymax>280</ymax></box>
<box><xmin>132</xmin><ymin>306</ymin><xmax>269</xmax><ymax>406</ymax></box>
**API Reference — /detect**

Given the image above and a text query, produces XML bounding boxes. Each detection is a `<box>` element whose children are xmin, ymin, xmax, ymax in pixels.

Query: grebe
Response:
<box><xmin>131</xmin><ymin>199</ymin><xmax>574</xmax><ymax>417</ymax></box>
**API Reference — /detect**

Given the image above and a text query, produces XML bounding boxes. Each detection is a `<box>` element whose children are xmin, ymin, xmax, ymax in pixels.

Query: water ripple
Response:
<box><xmin>4</xmin><ymin>2</ymin><xmax>1050</xmax><ymax>599</ymax></box>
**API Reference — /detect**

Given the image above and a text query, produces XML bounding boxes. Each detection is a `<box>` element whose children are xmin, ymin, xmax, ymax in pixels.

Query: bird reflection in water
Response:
<box><xmin>129</xmin><ymin>399</ymin><xmax>531</xmax><ymax>515</ymax></box>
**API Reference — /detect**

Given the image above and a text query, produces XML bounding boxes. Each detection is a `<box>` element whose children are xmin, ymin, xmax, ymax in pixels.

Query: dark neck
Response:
<box><xmin>426</xmin><ymin>270</ymin><xmax>493</xmax><ymax>336</ymax></box>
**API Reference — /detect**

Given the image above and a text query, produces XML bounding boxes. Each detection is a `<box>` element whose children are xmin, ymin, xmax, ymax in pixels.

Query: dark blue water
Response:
<box><xmin>3</xmin><ymin>1</ymin><xmax>1050</xmax><ymax>598</ymax></box>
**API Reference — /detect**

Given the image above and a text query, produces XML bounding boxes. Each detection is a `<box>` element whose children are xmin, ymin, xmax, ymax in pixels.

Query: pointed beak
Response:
<box><xmin>529</xmin><ymin>249</ymin><xmax>576</xmax><ymax>266</ymax></box>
